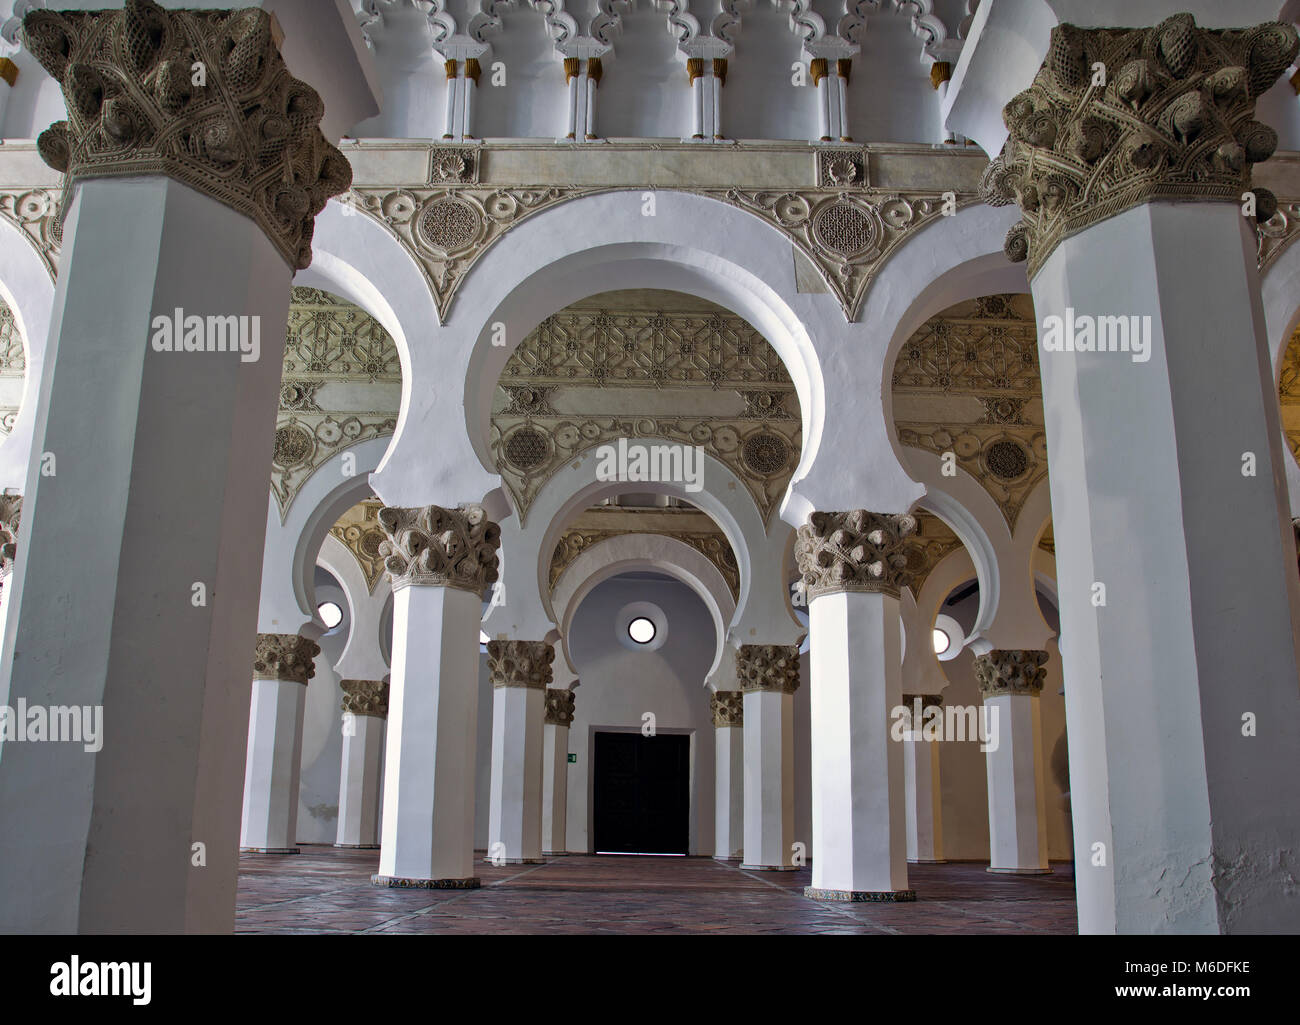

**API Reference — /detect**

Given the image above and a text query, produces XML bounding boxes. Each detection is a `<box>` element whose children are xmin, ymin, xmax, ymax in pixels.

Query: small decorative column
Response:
<box><xmin>685</xmin><ymin>56</ymin><xmax>727</xmax><ymax>141</ymax></box>
<box><xmin>240</xmin><ymin>634</ymin><xmax>322</xmax><ymax>854</ymax></box>
<box><xmin>737</xmin><ymin>645</ymin><xmax>799</xmax><ymax>870</ymax></box>
<box><xmin>562</xmin><ymin>57</ymin><xmax>602</xmax><ymax>141</ymax></box>
<box><xmin>797</xmin><ymin>510</ymin><xmax>916</xmax><ymax>901</ymax></box>
<box><xmin>373</xmin><ymin>505</ymin><xmax>500</xmax><ymax>889</ymax></box>
<box><xmin>902</xmin><ymin>693</ymin><xmax>946</xmax><ymax>864</ymax></box>
<box><xmin>542</xmin><ymin>686</ymin><xmax>575</xmax><ymax>856</ymax></box>
<box><xmin>710</xmin><ymin>690</ymin><xmax>744</xmax><ymax>861</ymax></box>
<box><xmin>929</xmin><ymin>60</ymin><xmax>959</xmax><ymax>143</ymax></box>
<box><xmin>982</xmin><ymin>14</ymin><xmax>1300</xmax><ymax>933</ymax></box>
<box><xmin>487</xmin><ymin>640</ymin><xmax>553</xmax><ymax>864</ymax></box>
<box><xmin>440</xmin><ymin>57</ymin><xmax>484</xmax><ymax>141</ymax></box>
<box><xmin>975</xmin><ymin>651</ymin><xmax>1051</xmax><ymax>874</ymax></box>
<box><xmin>335</xmin><ymin>680</ymin><xmax>388</xmax><ymax>849</ymax></box>
<box><xmin>811</xmin><ymin>58</ymin><xmax>851</xmax><ymax>142</ymax></box>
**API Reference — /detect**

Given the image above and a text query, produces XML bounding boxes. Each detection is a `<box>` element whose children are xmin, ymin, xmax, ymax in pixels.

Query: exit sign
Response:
<box><xmin>567</xmin><ymin>753</ymin><xmax>577</xmax><ymax>763</ymax></box>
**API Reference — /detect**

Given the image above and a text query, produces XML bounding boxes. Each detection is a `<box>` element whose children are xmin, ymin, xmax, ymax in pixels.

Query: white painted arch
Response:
<box><xmin>362</xmin><ymin>187</ymin><xmax>924</xmax><ymax>523</ymax></box>
<box><xmin>551</xmin><ymin>532</ymin><xmax>737</xmax><ymax>691</ymax></box>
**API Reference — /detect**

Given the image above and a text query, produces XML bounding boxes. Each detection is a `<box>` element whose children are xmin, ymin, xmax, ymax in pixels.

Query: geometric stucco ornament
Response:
<box><xmin>980</xmin><ymin>14</ymin><xmax>1299</xmax><ymax>278</ymax></box>
<box><xmin>0</xmin><ymin>491</ymin><xmax>21</xmax><ymax>574</ymax></box>
<box><xmin>709</xmin><ymin>689</ymin><xmax>744</xmax><ymax>726</ymax></box>
<box><xmin>22</xmin><ymin>0</ymin><xmax>353</xmax><ymax>270</ymax></box>
<box><xmin>544</xmin><ymin>687</ymin><xmax>576</xmax><ymax>726</ymax></box>
<box><xmin>735</xmin><ymin>644</ymin><xmax>801</xmax><ymax>694</ymax></box>
<box><xmin>972</xmin><ymin>649</ymin><xmax>1049</xmax><ymax>698</ymax></box>
<box><xmin>253</xmin><ymin>632</ymin><xmax>321</xmax><ymax>685</ymax></box>
<box><xmin>340</xmin><ymin>679</ymin><xmax>389</xmax><ymax>718</ymax></box>
<box><xmin>487</xmin><ymin>640</ymin><xmax>554</xmax><ymax>690</ymax></box>
<box><xmin>377</xmin><ymin>504</ymin><xmax>501</xmax><ymax>597</ymax></box>
<box><xmin>794</xmin><ymin>510</ymin><xmax>918</xmax><ymax>600</ymax></box>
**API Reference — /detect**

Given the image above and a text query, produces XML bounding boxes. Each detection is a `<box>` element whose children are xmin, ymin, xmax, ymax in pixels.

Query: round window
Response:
<box><xmin>628</xmin><ymin>616</ymin><xmax>657</xmax><ymax>644</ymax></box>
<box><xmin>318</xmin><ymin>601</ymin><xmax>343</xmax><ymax>630</ymax></box>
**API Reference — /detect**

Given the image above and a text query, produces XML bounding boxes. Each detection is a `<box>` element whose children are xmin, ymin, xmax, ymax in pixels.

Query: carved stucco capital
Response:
<box><xmin>0</xmin><ymin>492</ymin><xmax>20</xmax><ymax>574</ymax></box>
<box><xmin>488</xmin><ymin>640</ymin><xmax>554</xmax><ymax>690</ymax></box>
<box><xmin>710</xmin><ymin>689</ymin><xmax>744</xmax><ymax>727</ymax></box>
<box><xmin>378</xmin><ymin>504</ymin><xmax>501</xmax><ymax>596</ymax></box>
<box><xmin>253</xmin><ymin>632</ymin><xmax>320</xmax><ymax>685</ymax></box>
<box><xmin>544</xmin><ymin>687</ymin><xmax>576</xmax><ymax>726</ymax></box>
<box><xmin>22</xmin><ymin>0</ymin><xmax>352</xmax><ymax>271</ymax></box>
<box><xmin>735</xmin><ymin>644</ymin><xmax>801</xmax><ymax>694</ymax></box>
<box><xmin>973</xmin><ymin>649</ymin><xmax>1049</xmax><ymax>698</ymax></box>
<box><xmin>980</xmin><ymin>14</ymin><xmax>1299</xmax><ymax>277</ymax></box>
<box><xmin>794</xmin><ymin>510</ymin><xmax>917</xmax><ymax>600</ymax></box>
<box><xmin>340</xmin><ymin>679</ymin><xmax>388</xmax><ymax>718</ymax></box>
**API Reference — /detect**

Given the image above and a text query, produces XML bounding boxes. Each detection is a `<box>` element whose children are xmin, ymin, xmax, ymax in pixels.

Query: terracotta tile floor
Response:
<box><xmin>236</xmin><ymin>847</ymin><xmax>1077</xmax><ymax>934</ymax></box>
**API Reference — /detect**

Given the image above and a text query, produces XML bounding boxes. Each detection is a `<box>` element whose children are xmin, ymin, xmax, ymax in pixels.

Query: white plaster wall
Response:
<box><xmin>563</xmin><ymin>576</ymin><xmax>719</xmax><ymax>855</ymax></box>
<box><xmin>595</xmin><ymin>8</ymin><xmax>692</xmax><ymax>140</ymax></box>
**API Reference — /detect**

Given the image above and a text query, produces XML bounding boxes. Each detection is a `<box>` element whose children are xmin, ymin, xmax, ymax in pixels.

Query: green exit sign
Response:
<box><xmin>567</xmin><ymin>753</ymin><xmax>577</xmax><ymax>763</ymax></box>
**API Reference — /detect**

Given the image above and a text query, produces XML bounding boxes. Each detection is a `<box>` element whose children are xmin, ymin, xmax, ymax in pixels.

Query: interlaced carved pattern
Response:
<box><xmin>980</xmin><ymin>13</ymin><xmax>1299</xmax><ymax>278</ymax></box>
<box><xmin>22</xmin><ymin>0</ymin><xmax>352</xmax><ymax>271</ymax></box>
<box><xmin>346</xmin><ymin>171</ymin><xmax>978</xmax><ymax>322</ymax></box>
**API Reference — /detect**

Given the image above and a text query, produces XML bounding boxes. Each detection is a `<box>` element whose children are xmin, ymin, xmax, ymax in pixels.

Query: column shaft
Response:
<box><xmin>376</xmin><ymin>585</ymin><xmax>482</xmax><ymax>886</ymax></box>
<box><xmin>0</xmin><ymin>178</ymin><xmax>292</xmax><ymax>933</ymax></box>
<box><xmin>240</xmin><ymin>677</ymin><xmax>308</xmax><ymax>853</ymax></box>
<box><xmin>542</xmin><ymin>722</ymin><xmax>569</xmax><ymax>855</ymax></box>
<box><xmin>808</xmin><ymin>591</ymin><xmax>910</xmax><ymax>898</ymax></box>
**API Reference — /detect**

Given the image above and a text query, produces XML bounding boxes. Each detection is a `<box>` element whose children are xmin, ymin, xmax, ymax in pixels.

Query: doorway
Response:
<box><xmin>592</xmin><ymin>731</ymin><xmax>690</xmax><ymax>855</ymax></box>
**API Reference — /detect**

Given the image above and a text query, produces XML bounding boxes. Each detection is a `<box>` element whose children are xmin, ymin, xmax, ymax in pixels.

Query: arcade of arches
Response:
<box><xmin>0</xmin><ymin>0</ymin><xmax>1298</xmax><ymax>937</ymax></box>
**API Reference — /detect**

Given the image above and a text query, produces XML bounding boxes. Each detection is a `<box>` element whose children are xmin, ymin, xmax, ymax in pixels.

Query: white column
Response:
<box><xmin>902</xmin><ymin>694</ymin><xmax>945</xmax><ymax>864</ymax></box>
<box><xmin>565</xmin><ymin>58</ymin><xmax>581</xmax><ymax>140</ymax></box>
<box><xmin>1033</xmin><ymin>202</ymin><xmax>1300</xmax><ymax>931</ymax></box>
<box><xmin>442</xmin><ymin>59</ymin><xmax>458</xmax><ymax>140</ymax></box>
<box><xmin>688</xmin><ymin>59</ymin><xmax>705</xmax><ymax>139</ymax></box>
<box><xmin>585</xmin><ymin>59</ymin><xmax>601</xmax><ymax>141</ymax></box>
<box><xmin>974</xmin><ymin>653</ymin><xmax>1050</xmax><ymax>874</ymax></box>
<box><xmin>0</xmin><ymin>1</ymin><xmax>351</xmax><ymax>934</ymax></box>
<box><xmin>710</xmin><ymin>60</ymin><xmax>725</xmax><ymax>141</ymax></box>
<box><xmin>710</xmin><ymin>690</ymin><xmax>744</xmax><ymax>860</ymax></box>
<box><xmin>833</xmin><ymin>61</ymin><xmax>850</xmax><ymax>142</ymax></box>
<box><xmin>542</xmin><ymin>687</ymin><xmax>574</xmax><ymax>856</ymax></box>
<box><xmin>335</xmin><ymin>680</ymin><xmax>388</xmax><ymax>849</ymax></box>
<box><xmin>463</xmin><ymin>59</ymin><xmax>480</xmax><ymax>140</ymax></box>
<box><xmin>798</xmin><ymin>511</ymin><xmax>916</xmax><ymax>901</ymax></box>
<box><xmin>374</xmin><ymin>504</ymin><xmax>500</xmax><ymax>888</ymax></box>
<box><xmin>0</xmin><ymin>175</ymin><xmax>299</xmax><ymax>933</ymax></box>
<box><xmin>812</xmin><ymin>60</ymin><xmax>832</xmax><ymax>141</ymax></box>
<box><xmin>486</xmin><ymin>640</ymin><xmax>551</xmax><ymax>864</ymax></box>
<box><xmin>737</xmin><ymin>645</ymin><xmax>798</xmax><ymax>870</ymax></box>
<box><xmin>240</xmin><ymin>634</ymin><xmax>320</xmax><ymax>853</ymax></box>
<box><xmin>979</xmin><ymin>15</ymin><xmax>1300</xmax><ymax>932</ymax></box>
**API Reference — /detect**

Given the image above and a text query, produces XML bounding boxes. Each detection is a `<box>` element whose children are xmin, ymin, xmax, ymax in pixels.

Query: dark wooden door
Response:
<box><xmin>593</xmin><ymin>732</ymin><xmax>690</xmax><ymax>855</ymax></box>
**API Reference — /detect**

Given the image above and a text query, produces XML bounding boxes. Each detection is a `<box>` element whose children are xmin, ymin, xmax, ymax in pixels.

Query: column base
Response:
<box><xmin>713</xmin><ymin>855</ymin><xmax>743</xmax><ymax>863</ymax></box>
<box><xmin>740</xmin><ymin>863</ymin><xmax>799</xmax><ymax>872</ymax></box>
<box><xmin>334</xmin><ymin>844</ymin><xmax>381</xmax><ymax>849</ymax></box>
<box><xmin>987</xmin><ymin>866</ymin><xmax>1053</xmax><ymax>875</ymax></box>
<box><xmin>542</xmin><ymin>851</ymin><xmax>568</xmax><ymax>857</ymax></box>
<box><xmin>804</xmin><ymin>886</ymin><xmax>916</xmax><ymax>902</ymax></box>
<box><xmin>371</xmin><ymin>874</ymin><xmax>481</xmax><ymax>889</ymax></box>
<box><xmin>908</xmin><ymin>858</ymin><xmax>948</xmax><ymax>864</ymax></box>
<box><xmin>485</xmin><ymin>858</ymin><xmax>546</xmax><ymax>865</ymax></box>
<box><xmin>240</xmin><ymin>847</ymin><xmax>300</xmax><ymax>855</ymax></box>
